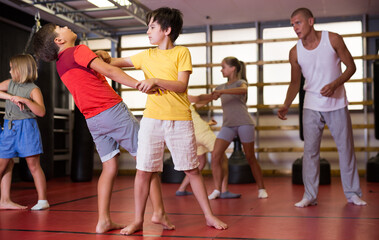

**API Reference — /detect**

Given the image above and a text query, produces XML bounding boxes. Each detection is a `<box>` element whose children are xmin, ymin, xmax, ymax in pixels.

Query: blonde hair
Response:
<box><xmin>10</xmin><ymin>54</ymin><xmax>38</xmax><ymax>83</ymax></box>
<box><xmin>222</xmin><ymin>56</ymin><xmax>247</xmax><ymax>82</ymax></box>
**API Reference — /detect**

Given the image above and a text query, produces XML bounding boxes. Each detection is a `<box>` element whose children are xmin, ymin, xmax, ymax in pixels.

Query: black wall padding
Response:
<box><xmin>374</xmin><ymin>61</ymin><xmax>379</xmax><ymax>139</ymax></box>
<box><xmin>71</xmin><ymin>106</ymin><xmax>94</xmax><ymax>182</ymax></box>
<box><xmin>299</xmin><ymin>75</ymin><xmax>305</xmax><ymax>141</ymax></box>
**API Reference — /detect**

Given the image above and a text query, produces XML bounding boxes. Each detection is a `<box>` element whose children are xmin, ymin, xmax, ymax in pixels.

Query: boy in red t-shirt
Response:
<box><xmin>33</xmin><ymin>23</ymin><xmax>168</xmax><ymax>233</ymax></box>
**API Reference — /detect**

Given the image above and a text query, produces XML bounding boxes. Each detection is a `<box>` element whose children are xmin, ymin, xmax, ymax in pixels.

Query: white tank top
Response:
<box><xmin>297</xmin><ymin>31</ymin><xmax>348</xmax><ymax>111</ymax></box>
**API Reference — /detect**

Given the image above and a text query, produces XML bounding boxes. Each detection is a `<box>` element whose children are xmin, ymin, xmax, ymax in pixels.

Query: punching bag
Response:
<box><xmin>299</xmin><ymin>74</ymin><xmax>305</xmax><ymax>141</ymax></box>
<box><xmin>228</xmin><ymin>136</ymin><xmax>255</xmax><ymax>184</ymax></box>
<box><xmin>71</xmin><ymin>106</ymin><xmax>94</xmax><ymax>182</ymax></box>
<box><xmin>161</xmin><ymin>156</ymin><xmax>185</xmax><ymax>183</ymax></box>
<box><xmin>292</xmin><ymin>157</ymin><xmax>331</xmax><ymax>185</ymax></box>
<box><xmin>367</xmin><ymin>60</ymin><xmax>379</xmax><ymax>182</ymax></box>
<box><xmin>374</xmin><ymin>61</ymin><xmax>379</xmax><ymax>139</ymax></box>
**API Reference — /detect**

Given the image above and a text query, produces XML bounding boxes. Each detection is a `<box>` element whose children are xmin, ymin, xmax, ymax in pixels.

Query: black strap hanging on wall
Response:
<box><xmin>23</xmin><ymin>11</ymin><xmax>41</xmax><ymax>54</ymax></box>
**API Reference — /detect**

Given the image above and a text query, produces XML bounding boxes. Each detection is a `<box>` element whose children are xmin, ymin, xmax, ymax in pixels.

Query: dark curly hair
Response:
<box><xmin>33</xmin><ymin>23</ymin><xmax>59</xmax><ymax>62</ymax></box>
<box><xmin>146</xmin><ymin>7</ymin><xmax>183</xmax><ymax>43</ymax></box>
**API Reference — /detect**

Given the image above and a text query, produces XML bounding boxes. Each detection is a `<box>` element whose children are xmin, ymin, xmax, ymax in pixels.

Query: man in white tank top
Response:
<box><xmin>278</xmin><ymin>8</ymin><xmax>366</xmax><ymax>207</ymax></box>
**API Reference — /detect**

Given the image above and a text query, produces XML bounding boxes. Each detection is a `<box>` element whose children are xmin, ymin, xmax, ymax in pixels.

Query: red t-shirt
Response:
<box><xmin>56</xmin><ymin>45</ymin><xmax>122</xmax><ymax>119</ymax></box>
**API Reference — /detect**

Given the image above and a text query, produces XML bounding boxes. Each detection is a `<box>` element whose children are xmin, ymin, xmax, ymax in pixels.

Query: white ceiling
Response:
<box><xmin>1</xmin><ymin>0</ymin><xmax>379</xmax><ymax>38</ymax></box>
<box><xmin>139</xmin><ymin>0</ymin><xmax>379</xmax><ymax>27</ymax></box>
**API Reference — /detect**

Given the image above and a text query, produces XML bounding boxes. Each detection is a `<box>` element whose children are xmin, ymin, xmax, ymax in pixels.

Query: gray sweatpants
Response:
<box><xmin>302</xmin><ymin>107</ymin><xmax>362</xmax><ymax>201</ymax></box>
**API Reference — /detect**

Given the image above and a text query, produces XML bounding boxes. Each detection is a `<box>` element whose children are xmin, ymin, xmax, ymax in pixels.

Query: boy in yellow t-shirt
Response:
<box><xmin>101</xmin><ymin>7</ymin><xmax>228</xmax><ymax>235</ymax></box>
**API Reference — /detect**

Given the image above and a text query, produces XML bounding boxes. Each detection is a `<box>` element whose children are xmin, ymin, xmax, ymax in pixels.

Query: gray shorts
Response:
<box><xmin>217</xmin><ymin>124</ymin><xmax>255</xmax><ymax>143</ymax></box>
<box><xmin>86</xmin><ymin>102</ymin><xmax>139</xmax><ymax>162</ymax></box>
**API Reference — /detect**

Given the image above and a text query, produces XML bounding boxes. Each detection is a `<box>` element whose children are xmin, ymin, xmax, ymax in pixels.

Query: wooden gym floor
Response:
<box><xmin>0</xmin><ymin>175</ymin><xmax>378</xmax><ymax>240</ymax></box>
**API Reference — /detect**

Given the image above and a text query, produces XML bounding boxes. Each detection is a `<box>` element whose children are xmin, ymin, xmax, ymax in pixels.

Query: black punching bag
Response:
<box><xmin>161</xmin><ymin>156</ymin><xmax>185</xmax><ymax>183</ymax></box>
<box><xmin>71</xmin><ymin>106</ymin><xmax>94</xmax><ymax>182</ymax></box>
<box><xmin>374</xmin><ymin>61</ymin><xmax>379</xmax><ymax>139</ymax></box>
<box><xmin>367</xmin><ymin>61</ymin><xmax>379</xmax><ymax>182</ymax></box>
<box><xmin>228</xmin><ymin>136</ymin><xmax>255</xmax><ymax>184</ymax></box>
<box><xmin>299</xmin><ymin>75</ymin><xmax>305</xmax><ymax>141</ymax></box>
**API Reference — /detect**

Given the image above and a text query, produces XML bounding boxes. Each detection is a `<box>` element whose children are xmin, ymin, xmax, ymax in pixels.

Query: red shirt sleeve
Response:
<box><xmin>74</xmin><ymin>45</ymin><xmax>97</xmax><ymax>68</ymax></box>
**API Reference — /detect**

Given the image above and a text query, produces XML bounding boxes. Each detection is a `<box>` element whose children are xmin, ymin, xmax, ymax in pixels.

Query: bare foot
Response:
<box><xmin>151</xmin><ymin>213</ymin><xmax>175</xmax><ymax>230</ymax></box>
<box><xmin>0</xmin><ymin>201</ymin><xmax>28</xmax><ymax>210</ymax></box>
<box><xmin>206</xmin><ymin>215</ymin><xmax>228</xmax><ymax>230</ymax></box>
<box><xmin>96</xmin><ymin>220</ymin><xmax>125</xmax><ymax>233</ymax></box>
<box><xmin>120</xmin><ymin>221</ymin><xmax>143</xmax><ymax>235</ymax></box>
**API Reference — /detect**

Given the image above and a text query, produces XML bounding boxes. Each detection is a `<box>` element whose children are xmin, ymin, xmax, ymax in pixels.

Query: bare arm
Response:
<box><xmin>278</xmin><ymin>46</ymin><xmax>301</xmax><ymax>120</ymax></box>
<box><xmin>212</xmin><ymin>83</ymin><xmax>247</xmax><ymax>99</ymax></box>
<box><xmin>0</xmin><ymin>80</ymin><xmax>12</xmax><ymax>100</ymax></box>
<box><xmin>110</xmin><ymin>57</ymin><xmax>135</xmax><ymax>68</ymax></box>
<box><xmin>320</xmin><ymin>32</ymin><xmax>356</xmax><ymax>97</ymax></box>
<box><xmin>11</xmin><ymin>88</ymin><xmax>46</xmax><ymax>117</ymax></box>
<box><xmin>188</xmin><ymin>94</ymin><xmax>215</xmax><ymax>108</ymax></box>
<box><xmin>95</xmin><ymin>50</ymin><xmax>135</xmax><ymax>68</ymax></box>
<box><xmin>89</xmin><ymin>58</ymin><xmax>139</xmax><ymax>89</ymax></box>
<box><xmin>137</xmin><ymin>71</ymin><xmax>190</xmax><ymax>93</ymax></box>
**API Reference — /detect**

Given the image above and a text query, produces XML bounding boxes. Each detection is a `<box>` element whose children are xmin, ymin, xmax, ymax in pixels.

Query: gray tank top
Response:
<box><xmin>216</xmin><ymin>79</ymin><xmax>254</xmax><ymax>127</ymax></box>
<box><xmin>5</xmin><ymin>80</ymin><xmax>38</xmax><ymax>122</ymax></box>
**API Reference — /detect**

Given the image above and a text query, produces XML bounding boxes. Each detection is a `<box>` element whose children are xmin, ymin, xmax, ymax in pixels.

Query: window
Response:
<box><xmin>262</xmin><ymin>21</ymin><xmax>363</xmax><ymax>109</ymax></box>
<box><xmin>212</xmin><ymin>28</ymin><xmax>258</xmax><ymax>112</ymax></box>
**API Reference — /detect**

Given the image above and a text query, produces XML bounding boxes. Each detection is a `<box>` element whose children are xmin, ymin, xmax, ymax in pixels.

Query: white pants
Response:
<box><xmin>302</xmin><ymin>107</ymin><xmax>362</xmax><ymax>201</ymax></box>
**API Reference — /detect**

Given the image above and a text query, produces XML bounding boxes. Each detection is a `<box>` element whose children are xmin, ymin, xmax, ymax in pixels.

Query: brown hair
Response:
<box><xmin>146</xmin><ymin>7</ymin><xmax>183</xmax><ymax>43</ymax></box>
<box><xmin>222</xmin><ymin>56</ymin><xmax>247</xmax><ymax>82</ymax></box>
<box><xmin>10</xmin><ymin>54</ymin><xmax>38</xmax><ymax>83</ymax></box>
<box><xmin>33</xmin><ymin>23</ymin><xmax>59</xmax><ymax>62</ymax></box>
<box><xmin>291</xmin><ymin>8</ymin><xmax>314</xmax><ymax>19</ymax></box>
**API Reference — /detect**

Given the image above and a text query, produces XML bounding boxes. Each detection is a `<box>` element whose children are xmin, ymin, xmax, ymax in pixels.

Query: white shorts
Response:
<box><xmin>136</xmin><ymin>118</ymin><xmax>199</xmax><ymax>172</ymax></box>
<box><xmin>195</xmin><ymin>129</ymin><xmax>216</xmax><ymax>155</ymax></box>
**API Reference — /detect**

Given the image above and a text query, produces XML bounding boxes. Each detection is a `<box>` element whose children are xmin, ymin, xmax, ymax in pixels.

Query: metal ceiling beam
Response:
<box><xmin>107</xmin><ymin>0</ymin><xmax>150</xmax><ymax>25</ymax></box>
<box><xmin>56</xmin><ymin>6</ymin><xmax>119</xmax><ymax>14</ymax></box>
<box><xmin>19</xmin><ymin>0</ymin><xmax>117</xmax><ymax>42</ymax></box>
<box><xmin>75</xmin><ymin>15</ymin><xmax>133</xmax><ymax>23</ymax></box>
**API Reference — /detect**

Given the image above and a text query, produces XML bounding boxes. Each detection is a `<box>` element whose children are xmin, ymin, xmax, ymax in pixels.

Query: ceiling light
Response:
<box><xmin>88</xmin><ymin>0</ymin><xmax>115</xmax><ymax>8</ymax></box>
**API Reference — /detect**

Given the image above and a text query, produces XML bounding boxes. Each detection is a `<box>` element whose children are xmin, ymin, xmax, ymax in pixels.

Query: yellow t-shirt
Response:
<box><xmin>131</xmin><ymin>46</ymin><xmax>192</xmax><ymax>120</ymax></box>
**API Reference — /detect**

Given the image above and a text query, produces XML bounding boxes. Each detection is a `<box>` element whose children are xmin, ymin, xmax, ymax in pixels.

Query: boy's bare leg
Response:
<box><xmin>177</xmin><ymin>175</ymin><xmax>191</xmax><ymax>193</ymax></box>
<box><xmin>0</xmin><ymin>159</ymin><xmax>27</xmax><ymax>210</ymax></box>
<box><xmin>177</xmin><ymin>154</ymin><xmax>206</xmax><ymax>193</ymax></box>
<box><xmin>149</xmin><ymin>173</ymin><xmax>175</xmax><ymax>230</ymax></box>
<box><xmin>121</xmin><ymin>170</ymin><xmax>152</xmax><ymax>235</ymax></box>
<box><xmin>186</xmin><ymin>168</ymin><xmax>228</xmax><ymax>230</ymax></box>
<box><xmin>96</xmin><ymin>156</ymin><xmax>124</xmax><ymax>233</ymax></box>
